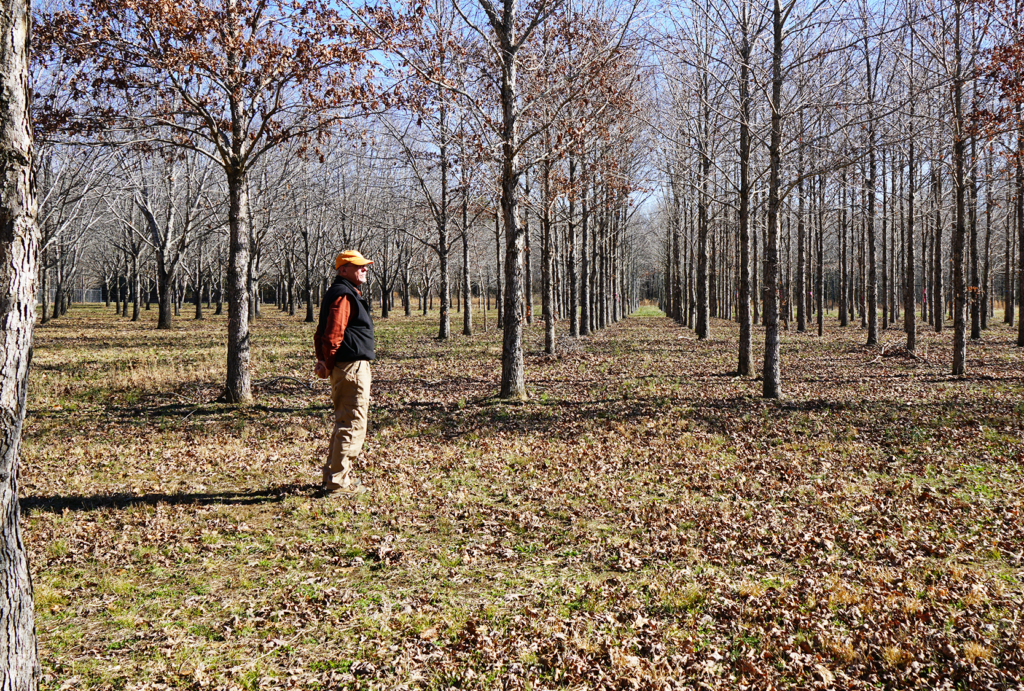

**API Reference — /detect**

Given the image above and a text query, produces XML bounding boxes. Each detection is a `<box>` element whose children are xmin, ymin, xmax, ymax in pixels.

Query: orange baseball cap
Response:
<box><xmin>335</xmin><ymin>250</ymin><xmax>373</xmax><ymax>269</ymax></box>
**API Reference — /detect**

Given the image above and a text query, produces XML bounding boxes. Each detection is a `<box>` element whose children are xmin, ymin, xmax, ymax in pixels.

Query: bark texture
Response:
<box><xmin>762</xmin><ymin>0</ymin><xmax>783</xmax><ymax>399</ymax></box>
<box><xmin>0</xmin><ymin>0</ymin><xmax>41</xmax><ymax>684</ymax></box>
<box><xmin>737</xmin><ymin>23</ymin><xmax>752</xmax><ymax>375</ymax></box>
<box><xmin>224</xmin><ymin>168</ymin><xmax>252</xmax><ymax>403</ymax></box>
<box><xmin>482</xmin><ymin>0</ymin><xmax>526</xmax><ymax>400</ymax></box>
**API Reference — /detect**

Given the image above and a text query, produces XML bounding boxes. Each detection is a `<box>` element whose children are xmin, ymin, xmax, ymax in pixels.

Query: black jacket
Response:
<box><xmin>316</xmin><ymin>276</ymin><xmax>375</xmax><ymax>365</ymax></box>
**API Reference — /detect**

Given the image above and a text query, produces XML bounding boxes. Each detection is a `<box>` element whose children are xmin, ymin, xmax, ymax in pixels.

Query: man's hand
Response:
<box><xmin>314</xmin><ymin>360</ymin><xmax>329</xmax><ymax>379</ymax></box>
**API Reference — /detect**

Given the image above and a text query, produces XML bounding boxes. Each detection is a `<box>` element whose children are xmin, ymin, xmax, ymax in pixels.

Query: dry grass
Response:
<box><xmin>737</xmin><ymin>581</ymin><xmax>767</xmax><ymax>599</ymax></box>
<box><xmin>881</xmin><ymin>645</ymin><xmax>914</xmax><ymax>669</ymax></box>
<box><xmin>21</xmin><ymin>304</ymin><xmax>1024</xmax><ymax>690</ymax></box>
<box><xmin>822</xmin><ymin>635</ymin><xmax>858</xmax><ymax>664</ymax></box>
<box><xmin>962</xmin><ymin>585</ymin><xmax>988</xmax><ymax>608</ymax></box>
<box><xmin>963</xmin><ymin>641</ymin><xmax>993</xmax><ymax>664</ymax></box>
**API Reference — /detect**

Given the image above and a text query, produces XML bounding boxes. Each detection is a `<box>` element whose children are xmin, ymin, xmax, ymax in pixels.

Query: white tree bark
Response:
<box><xmin>1</xmin><ymin>0</ymin><xmax>41</xmax><ymax>685</ymax></box>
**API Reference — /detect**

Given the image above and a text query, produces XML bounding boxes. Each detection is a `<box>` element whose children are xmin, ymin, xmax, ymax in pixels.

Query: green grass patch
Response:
<box><xmin>22</xmin><ymin>305</ymin><xmax>1024</xmax><ymax>690</ymax></box>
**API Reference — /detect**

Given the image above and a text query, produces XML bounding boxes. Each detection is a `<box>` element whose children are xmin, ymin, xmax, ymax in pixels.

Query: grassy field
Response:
<box><xmin>22</xmin><ymin>303</ymin><xmax>1024</xmax><ymax>690</ymax></box>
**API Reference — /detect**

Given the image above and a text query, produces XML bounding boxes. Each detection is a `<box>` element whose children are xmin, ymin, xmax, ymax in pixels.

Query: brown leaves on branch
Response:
<box><xmin>970</xmin><ymin>0</ymin><xmax>1024</xmax><ymax>141</ymax></box>
<box><xmin>33</xmin><ymin>0</ymin><xmax>409</xmax><ymax>152</ymax></box>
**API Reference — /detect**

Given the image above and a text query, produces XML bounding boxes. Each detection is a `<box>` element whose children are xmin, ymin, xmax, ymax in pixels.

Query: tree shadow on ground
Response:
<box><xmin>119</xmin><ymin>401</ymin><xmax>329</xmax><ymax>419</ymax></box>
<box><xmin>20</xmin><ymin>481</ymin><xmax>320</xmax><ymax>516</ymax></box>
<box><xmin>370</xmin><ymin>387</ymin><xmax>1024</xmax><ymax>447</ymax></box>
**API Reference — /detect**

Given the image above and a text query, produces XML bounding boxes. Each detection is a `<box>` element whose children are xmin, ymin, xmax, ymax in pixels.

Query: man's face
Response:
<box><xmin>340</xmin><ymin>263</ymin><xmax>369</xmax><ymax>286</ymax></box>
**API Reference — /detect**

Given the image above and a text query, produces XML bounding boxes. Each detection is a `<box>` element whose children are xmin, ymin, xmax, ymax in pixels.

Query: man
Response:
<box><xmin>314</xmin><ymin>249</ymin><xmax>375</xmax><ymax>493</ymax></box>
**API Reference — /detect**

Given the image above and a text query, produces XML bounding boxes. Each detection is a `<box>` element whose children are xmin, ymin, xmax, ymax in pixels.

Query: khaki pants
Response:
<box><xmin>323</xmin><ymin>360</ymin><xmax>371</xmax><ymax>489</ymax></box>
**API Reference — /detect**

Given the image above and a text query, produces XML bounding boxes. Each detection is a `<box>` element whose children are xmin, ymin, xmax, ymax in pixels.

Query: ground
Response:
<box><xmin>21</xmin><ymin>303</ymin><xmax>1024</xmax><ymax>690</ymax></box>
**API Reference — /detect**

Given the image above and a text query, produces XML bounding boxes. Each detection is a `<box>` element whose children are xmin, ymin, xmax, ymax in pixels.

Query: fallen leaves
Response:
<box><xmin>19</xmin><ymin>308</ymin><xmax>1024</xmax><ymax>689</ymax></box>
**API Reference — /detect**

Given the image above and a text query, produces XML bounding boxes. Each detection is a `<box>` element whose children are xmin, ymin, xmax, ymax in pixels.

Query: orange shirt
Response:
<box><xmin>315</xmin><ymin>290</ymin><xmax>357</xmax><ymax>371</ymax></box>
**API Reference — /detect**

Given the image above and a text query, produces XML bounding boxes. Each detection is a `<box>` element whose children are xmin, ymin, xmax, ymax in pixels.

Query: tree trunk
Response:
<box><xmin>738</xmin><ymin>26</ymin><xmax>752</xmax><ymax>375</ymax></box>
<box><xmin>497</xmin><ymin>49</ymin><xmax>525</xmax><ymax>404</ymax></box>
<box><xmin>933</xmin><ymin>168</ymin><xmax>944</xmax><ymax>332</ymax></box>
<box><xmin>39</xmin><ymin>249</ymin><xmax>49</xmax><ymax>325</ymax></box>
<box><xmin>462</xmin><ymin>194</ymin><xmax>472</xmax><ymax>336</ymax></box>
<box><xmin>858</xmin><ymin>193</ymin><xmax>865</xmax><ymax>327</ymax></box>
<box><xmin>763</xmin><ymin>0</ymin><xmax>784</xmax><ymax>399</ymax></box>
<box><xmin>840</xmin><ymin>176</ymin><xmax>848</xmax><ymax>326</ymax></box>
<box><xmin>864</xmin><ymin>38</ymin><xmax>878</xmax><ymax>346</ymax></box>
<box><xmin>304</xmin><ymin>278</ymin><xmax>314</xmax><ymax>323</ymax></box>
<box><xmin>0</xmin><ymin>0</ymin><xmax>41</xmax><ymax>682</ymax></box>
<box><xmin>248</xmin><ymin>254</ymin><xmax>260</xmax><ymax>323</ymax></box>
<box><xmin>224</xmin><ymin>166</ymin><xmax>252</xmax><ymax>404</ymax></box>
<box><xmin>494</xmin><ymin>207</ymin><xmax>504</xmax><ymax>330</ymax></box>
<box><xmin>672</xmin><ymin>189</ymin><xmax>682</xmax><ymax>323</ymax></box>
<box><xmin>796</xmin><ymin>138</ymin><xmax>806</xmax><ymax>333</ymax></box>
<box><xmin>599</xmin><ymin>206</ymin><xmax>608</xmax><ymax>329</ymax></box>
<box><xmin>816</xmin><ymin>175</ymin><xmax>824</xmax><ymax>337</ymax></box>
<box><xmin>131</xmin><ymin>254</ymin><xmax>141</xmax><ymax>322</ymax></box>
<box><xmin>850</xmin><ymin>188</ymin><xmax>858</xmax><ymax>325</ymax></box>
<box><xmin>969</xmin><ymin>137</ymin><xmax>980</xmax><ymax>340</ymax></box>
<box><xmin>568</xmin><ymin>160</ymin><xmax>579</xmax><ymax>338</ymax></box>
<box><xmin>51</xmin><ymin>245</ymin><xmax>62</xmax><ymax>321</ymax></box>
<box><xmin>580</xmin><ymin>190</ymin><xmax>590</xmax><ymax>336</ymax></box>
<box><xmin>403</xmin><ymin>261</ymin><xmax>412</xmax><ymax>317</ymax></box>
<box><xmin>982</xmin><ymin>152</ymin><xmax>992</xmax><ymax>331</ymax></box>
<box><xmin>157</xmin><ymin>260</ymin><xmax>173</xmax><ymax>329</ymax></box>
<box><xmin>301</xmin><ymin>232</ymin><xmax>313</xmax><ymax>323</ymax></box>
<box><xmin>866</xmin><ymin>145</ymin><xmax>878</xmax><ymax>346</ymax></box>
<box><xmin>686</xmin><ymin>207</ymin><xmax>695</xmax><ymax>328</ymax></box>
<box><xmin>524</xmin><ymin>172</ymin><xmax>533</xmax><ymax>326</ymax></box>
<box><xmin>194</xmin><ymin>275</ymin><xmax>203</xmax><ymax>320</ymax></box>
<box><xmin>696</xmin><ymin>109</ymin><xmax>710</xmax><ymax>340</ymax></box>
<box><xmin>906</xmin><ymin>133</ymin><xmax>917</xmax><ymax>354</ymax></box>
<box><xmin>785</xmin><ymin>207</ymin><xmax>792</xmax><ymax>327</ymax></box>
<box><xmin>541</xmin><ymin>159</ymin><xmax>555</xmax><ymax>355</ymax></box>
<box><xmin>1016</xmin><ymin>109</ymin><xmax>1024</xmax><ymax>346</ymax></box>
<box><xmin>500</xmin><ymin>170</ymin><xmax>526</xmax><ymax>396</ymax></box>
<box><xmin>752</xmin><ymin>190</ymin><xmax>760</xmax><ymax>326</ymax></box>
<box><xmin>215</xmin><ymin>267</ymin><xmax>223</xmax><ymax>315</ymax></box>
<box><xmin>482</xmin><ymin>266</ymin><xmax>488</xmax><ymax>331</ymax></box>
<box><xmin>437</xmin><ymin>108</ymin><xmax>450</xmax><ymax>340</ymax></box>
<box><xmin>891</xmin><ymin>161</ymin><xmax>899</xmax><ymax>325</ymax></box>
<box><xmin>881</xmin><ymin>149</ymin><xmax>889</xmax><ymax>332</ymax></box>
<box><xmin>946</xmin><ymin>50</ymin><xmax>965</xmax><ymax>362</ymax></box>
<box><xmin>1005</xmin><ymin>178</ymin><xmax>1014</xmax><ymax>324</ymax></box>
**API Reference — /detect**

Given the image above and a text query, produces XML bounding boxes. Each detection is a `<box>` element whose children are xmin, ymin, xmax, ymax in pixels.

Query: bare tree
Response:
<box><xmin>39</xmin><ymin>0</ymin><xmax>401</xmax><ymax>403</ymax></box>
<box><xmin>0</xmin><ymin>0</ymin><xmax>40</xmax><ymax>684</ymax></box>
<box><xmin>452</xmin><ymin>0</ymin><xmax>641</xmax><ymax>398</ymax></box>
<box><xmin>115</xmin><ymin>148</ymin><xmax>217</xmax><ymax>329</ymax></box>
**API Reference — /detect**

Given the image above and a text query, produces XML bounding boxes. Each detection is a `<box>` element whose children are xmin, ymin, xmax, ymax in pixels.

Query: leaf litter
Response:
<box><xmin>21</xmin><ymin>306</ymin><xmax>1024</xmax><ymax>690</ymax></box>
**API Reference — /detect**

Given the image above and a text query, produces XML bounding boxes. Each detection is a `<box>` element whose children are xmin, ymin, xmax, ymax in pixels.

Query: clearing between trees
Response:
<box><xmin>22</xmin><ymin>306</ymin><xmax>1024</xmax><ymax>690</ymax></box>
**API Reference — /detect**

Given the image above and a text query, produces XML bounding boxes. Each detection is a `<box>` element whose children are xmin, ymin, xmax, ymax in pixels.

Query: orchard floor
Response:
<box><xmin>22</xmin><ymin>303</ymin><xmax>1024</xmax><ymax>690</ymax></box>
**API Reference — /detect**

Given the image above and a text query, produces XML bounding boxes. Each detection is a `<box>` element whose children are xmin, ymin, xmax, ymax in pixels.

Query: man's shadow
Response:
<box><xmin>20</xmin><ymin>481</ymin><xmax>323</xmax><ymax>516</ymax></box>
